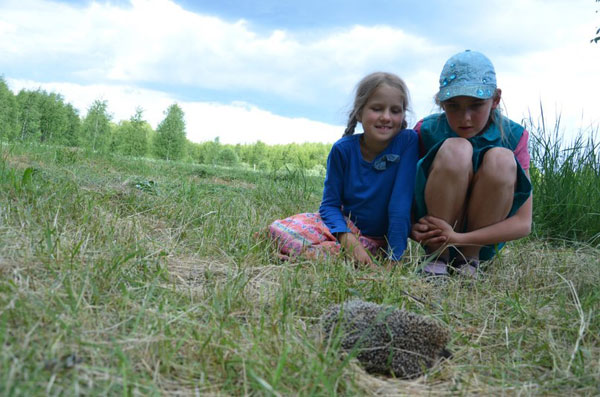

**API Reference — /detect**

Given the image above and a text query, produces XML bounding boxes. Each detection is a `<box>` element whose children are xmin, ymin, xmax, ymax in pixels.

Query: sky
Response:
<box><xmin>1</xmin><ymin>0</ymin><xmax>599</xmax><ymax>145</ymax></box>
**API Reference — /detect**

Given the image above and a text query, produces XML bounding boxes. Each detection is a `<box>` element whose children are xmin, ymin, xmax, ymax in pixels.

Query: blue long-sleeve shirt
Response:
<box><xmin>319</xmin><ymin>130</ymin><xmax>418</xmax><ymax>260</ymax></box>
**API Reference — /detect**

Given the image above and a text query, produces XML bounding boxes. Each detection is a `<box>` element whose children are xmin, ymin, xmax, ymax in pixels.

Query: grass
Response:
<box><xmin>0</xmin><ymin>140</ymin><xmax>599</xmax><ymax>395</ymax></box>
<box><xmin>527</xmin><ymin>109</ymin><xmax>600</xmax><ymax>244</ymax></box>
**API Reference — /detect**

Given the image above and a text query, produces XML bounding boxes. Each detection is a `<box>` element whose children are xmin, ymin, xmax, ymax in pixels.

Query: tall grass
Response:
<box><xmin>526</xmin><ymin>108</ymin><xmax>600</xmax><ymax>245</ymax></box>
<box><xmin>0</xmin><ymin>139</ymin><xmax>598</xmax><ymax>395</ymax></box>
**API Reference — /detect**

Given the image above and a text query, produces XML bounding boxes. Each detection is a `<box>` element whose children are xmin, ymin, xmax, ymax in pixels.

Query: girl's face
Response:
<box><xmin>358</xmin><ymin>84</ymin><xmax>405</xmax><ymax>145</ymax></box>
<box><xmin>442</xmin><ymin>92</ymin><xmax>501</xmax><ymax>138</ymax></box>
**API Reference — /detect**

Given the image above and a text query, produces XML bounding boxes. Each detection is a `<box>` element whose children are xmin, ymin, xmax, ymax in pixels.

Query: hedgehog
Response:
<box><xmin>320</xmin><ymin>299</ymin><xmax>451</xmax><ymax>379</ymax></box>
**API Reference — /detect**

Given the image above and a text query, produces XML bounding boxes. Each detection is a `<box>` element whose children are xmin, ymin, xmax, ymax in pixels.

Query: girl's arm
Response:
<box><xmin>386</xmin><ymin>131</ymin><xmax>419</xmax><ymax>260</ymax></box>
<box><xmin>319</xmin><ymin>144</ymin><xmax>350</xmax><ymax>232</ymax></box>
<box><xmin>320</xmin><ymin>143</ymin><xmax>374</xmax><ymax>266</ymax></box>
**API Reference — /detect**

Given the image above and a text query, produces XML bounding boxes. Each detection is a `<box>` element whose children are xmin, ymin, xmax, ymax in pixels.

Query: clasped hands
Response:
<box><xmin>411</xmin><ymin>215</ymin><xmax>456</xmax><ymax>249</ymax></box>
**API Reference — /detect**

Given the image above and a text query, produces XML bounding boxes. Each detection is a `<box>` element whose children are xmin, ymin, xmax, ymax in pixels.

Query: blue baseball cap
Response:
<box><xmin>437</xmin><ymin>50</ymin><xmax>497</xmax><ymax>102</ymax></box>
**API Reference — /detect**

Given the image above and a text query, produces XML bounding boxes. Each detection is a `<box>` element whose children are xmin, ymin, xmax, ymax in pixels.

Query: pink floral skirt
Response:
<box><xmin>267</xmin><ymin>212</ymin><xmax>386</xmax><ymax>260</ymax></box>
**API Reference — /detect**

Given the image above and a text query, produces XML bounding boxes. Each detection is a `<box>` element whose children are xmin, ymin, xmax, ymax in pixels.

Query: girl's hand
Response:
<box><xmin>354</xmin><ymin>249</ymin><xmax>376</xmax><ymax>269</ymax></box>
<box><xmin>419</xmin><ymin>215</ymin><xmax>459</xmax><ymax>245</ymax></box>
<box><xmin>338</xmin><ymin>232</ymin><xmax>376</xmax><ymax>268</ymax></box>
<box><xmin>411</xmin><ymin>218</ymin><xmax>447</xmax><ymax>248</ymax></box>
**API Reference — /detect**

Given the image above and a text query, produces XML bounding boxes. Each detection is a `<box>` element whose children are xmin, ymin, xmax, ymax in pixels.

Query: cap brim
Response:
<box><xmin>437</xmin><ymin>84</ymin><xmax>496</xmax><ymax>101</ymax></box>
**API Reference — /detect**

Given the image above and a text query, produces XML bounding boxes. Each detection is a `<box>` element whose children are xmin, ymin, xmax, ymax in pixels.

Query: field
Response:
<box><xmin>0</xmin><ymin>140</ymin><xmax>598</xmax><ymax>396</ymax></box>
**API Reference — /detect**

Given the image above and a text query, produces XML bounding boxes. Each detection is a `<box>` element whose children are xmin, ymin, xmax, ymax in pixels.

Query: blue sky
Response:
<box><xmin>1</xmin><ymin>0</ymin><xmax>599</xmax><ymax>144</ymax></box>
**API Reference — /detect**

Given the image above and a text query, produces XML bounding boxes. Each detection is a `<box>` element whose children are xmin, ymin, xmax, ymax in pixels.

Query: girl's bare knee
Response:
<box><xmin>479</xmin><ymin>148</ymin><xmax>517</xmax><ymax>184</ymax></box>
<box><xmin>433</xmin><ymin>138</ymin><xmax>472</xmax><ymax>172</ymax></box>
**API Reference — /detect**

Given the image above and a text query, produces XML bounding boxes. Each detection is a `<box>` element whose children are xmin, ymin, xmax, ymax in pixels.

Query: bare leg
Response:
<box><xmin>424</xmin><ymin>138</ymin><xmax>473</xmax><ymax>257</ymax></box>
<box><xmin>461</xmin><ymin>147</ymin><xmax>517</xmax><ymax>258</ymax></box>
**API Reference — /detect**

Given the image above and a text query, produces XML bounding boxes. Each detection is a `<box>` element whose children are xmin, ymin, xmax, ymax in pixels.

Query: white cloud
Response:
<box><xmin>1</xmin><ymin>0</ymin><xmax>599</xmax><ymax>144</ymax></box>
<box><xmin>405</xmin><ymin>0</ymin><xmax>600</xmax><ymax>136</ymax></box>
<box><xmin>181</xmin><ymin>101</ymin><xmax>343</xmax><ymax>144</ymax></box>
<box><xmin>501</xmin><ymin>46</ymin><xmax>600</xmax><ymax>126</ymax></box>
<box><xmin>0</xmin><ymin>0</ymin><xmax>445</xmax><ymax>100</ymax></box>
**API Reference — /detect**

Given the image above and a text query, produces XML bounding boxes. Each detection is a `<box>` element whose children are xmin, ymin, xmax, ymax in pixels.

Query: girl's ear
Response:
<box><xmin>491</xmin><ymin>88</ymin><xmax>502</xmax><ymax>109</ymax></box>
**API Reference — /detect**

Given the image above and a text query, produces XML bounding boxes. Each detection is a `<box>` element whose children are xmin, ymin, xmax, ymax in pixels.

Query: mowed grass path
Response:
<box><xmin>0</xmin><ymin>143</ymin><xmax>598</xmax><ymax>396</ymax></box>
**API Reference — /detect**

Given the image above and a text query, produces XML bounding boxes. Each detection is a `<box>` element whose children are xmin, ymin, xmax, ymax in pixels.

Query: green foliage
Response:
<box><xmin>60</xmin><ymin>104</ymin><xmax>82</xmax><ymax>147</ymax></box>
<box><xmin>247</xmin><ymin>140</ymin><xmax>267</xmax><ymax>166</ymax></box>
<box><xmin>82</xmin><ymin>99</ymin><xmax>111</xmax><ymax>152</ymax></box>
<box><xmin>15</xmin><ymin>89</ymin><xmax>42</xmax><ymax>141</ymax></box>
<box><xmin>527</xmin><ymin>110</ymin><xmax>600</xmax><ymax>244</ymax></box>
<box><xmin>110</xmin><ymin>108</ymin><xmax>150</xmax><ymax>157</ymax></box>
<box><xmin>0</xmin><ymin>77</ymin><xmax>18</xmax><ymax>140</ymax></box>
<box><xmin>188</xmin><ymin>138</ymin><xmax>221</xmax><ymax>165</ymax></box>
<box><xmin>263</xmin><ymin>142</ymin><xmax>331</xmax><ymax>171</ymax></box>
<box><xmin>216</xmin><ymin>147</ymin><xmax>239</xmax><ymax>165</ymax></box>
<box><xmin>153</xmin><ymin>103</ymin><xmax>186</xmax><ymax>161</ymax></box>
<box><xmin>39</xmin><ymin>92</ymin><xmax>80</xmax><ymax>146</ymax></box>
<box><xmin>12</xmin><ymin>88</ymin><xmax>81</xmax><ymax>145</ymax></box>
<box><xmin>257</xmin><ymin>159</ymin><xmax>271</xmax><ymax>171</ymax></box>
<box><xmin>187</xmin><ymin>139</ymin><xmax>331</xmax><ymax>171</ymax></box>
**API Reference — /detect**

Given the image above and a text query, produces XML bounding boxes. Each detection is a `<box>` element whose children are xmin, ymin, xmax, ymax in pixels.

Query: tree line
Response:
<box><xmin>0</xmin><ymin>77</ymin><xmax>332</xmax><ymax>172</ymax></box>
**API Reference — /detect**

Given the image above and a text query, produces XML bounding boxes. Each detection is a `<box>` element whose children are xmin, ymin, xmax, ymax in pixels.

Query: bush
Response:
<box><xmin>217</xmin><ymin>147</ymin><xmax>239</xmax><ymax>166</ymax></box>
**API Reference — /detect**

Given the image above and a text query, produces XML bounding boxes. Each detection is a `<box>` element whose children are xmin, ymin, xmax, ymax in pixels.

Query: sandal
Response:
<box><xmin>419</xmin><ymin>257</ymin><xmax>449</xmax><ymax>277</ymax></box>
<box><xmin>453</xmin><ymin>257</ymin><xmax>480</xmax><ymax>278</ymax></box>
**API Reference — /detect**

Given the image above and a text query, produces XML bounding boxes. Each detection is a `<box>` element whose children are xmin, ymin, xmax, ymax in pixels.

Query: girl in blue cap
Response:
<box><xmin>412</xmin><ymin>50</ymin><xmax>532</xmax><ymax>278</ymax></box>
<box><xmin>268</xmin><ymin>72</ymin><xmax>418</xmax><ymax>268</ymax></box>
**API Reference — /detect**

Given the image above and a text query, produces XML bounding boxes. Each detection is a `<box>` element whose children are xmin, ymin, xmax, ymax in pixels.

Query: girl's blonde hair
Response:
<box><xmin>343</xmin><ymin>72</ymin><xmax>410</xmax><ymax>136</ymax></box>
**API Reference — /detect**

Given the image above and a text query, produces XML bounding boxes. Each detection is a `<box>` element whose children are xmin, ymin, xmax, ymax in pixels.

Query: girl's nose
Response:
<box><xmin>463</xmin><ymin>109</ymin><xmax>472</xmax><ymax>122</ymax></box>
<box><xmin>380</xmin><ymin>109</ymin><xmax>391</xmax><ymax>120</ymax></box>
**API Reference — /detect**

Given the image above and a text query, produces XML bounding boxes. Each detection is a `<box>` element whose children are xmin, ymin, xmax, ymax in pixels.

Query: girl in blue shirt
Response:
<box><xmin>268</xmin><ymin>72</ymin><xmax>418</xmax><ymax>268</ymax></box>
